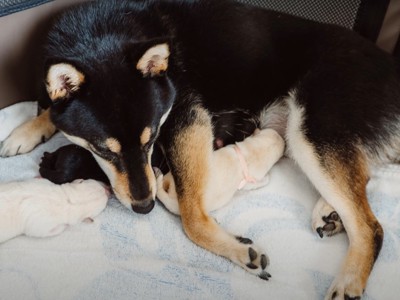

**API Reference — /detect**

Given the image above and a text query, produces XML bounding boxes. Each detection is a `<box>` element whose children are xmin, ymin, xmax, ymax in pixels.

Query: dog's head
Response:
<box><xmin>47</xmin><ymin>41</ymin><xmax>175</xmax><ymax>214</ymax></box>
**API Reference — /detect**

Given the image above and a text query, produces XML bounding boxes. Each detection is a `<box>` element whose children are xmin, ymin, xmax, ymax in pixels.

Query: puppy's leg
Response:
<box><xmin>155</xmin><ymin>170</ymin><xmax>181</xmax><ymax>215</ymax></box>
<box><xmin>163</xmin><ymin>105</ymin><xmax>270</xmax><ymax>280</ymax></box>
<box><xmin>286</xmin><ymin>100</ymin><xmax>383</xmax><ymax>299</ymax></box>
<box><xmin>0</xmin><ymin>109</ymin><xmax>56</xmax><ymax>157</ymax></box>
<box><xmin>312</xmin><ymin>197</ymin><xmax>344</xmax><ymax>238</ymax></box>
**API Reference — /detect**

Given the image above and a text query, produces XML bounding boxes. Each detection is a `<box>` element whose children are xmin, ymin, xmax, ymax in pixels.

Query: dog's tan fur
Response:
<box><xmin>140</xmin><ymin>127</ymin><xmax>152</xmax><ymax>146</ymax></box>
<box><xmin>105</xmin><ymin>138</ymin><xmax>122</xmax><ymax>154</ymax></box>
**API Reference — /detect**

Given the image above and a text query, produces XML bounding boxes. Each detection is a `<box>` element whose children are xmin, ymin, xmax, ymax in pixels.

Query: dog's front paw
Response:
<box><xmin>312</xmin><ymin>197</ymin><xmax>344</xmax><ymax>238</ymax></box>
<box><xmin>0</xmin><ymin>122</ymin><xmax>46</xmax><ymax>157</ymax></box>
<box><xmin>325</xmin><ymin>276</ymin><xmax>364</xmax><ymax>300</ymax></box>
<box><xmin>235</xmin><ymin>236</ymin><xmax>271</xmax><ymax>280</ymax></box>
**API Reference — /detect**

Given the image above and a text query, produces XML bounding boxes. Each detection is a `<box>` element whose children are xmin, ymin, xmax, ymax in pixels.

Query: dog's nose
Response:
<box><xmin>131</xmin><ymin>199</ymin><xmax>155</xmax><ymax>214</ymax></box>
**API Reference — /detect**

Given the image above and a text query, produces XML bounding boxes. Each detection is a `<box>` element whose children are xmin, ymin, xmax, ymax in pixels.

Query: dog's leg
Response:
<box><xmin>162</xmin><ymin>105</ymin><xmax>270</xmax><ymax>280</ymax></box>
<box><xmin>286</xmin><ymin>99</ymin><xmax>383</xmax><ymax>299</ymax></box>
<box><xmin>0</xmin><ymin>108</ymin><xmax>56</xmax><ymax>157</ymax></box>
<box><xmin>312</xmin><ymin>197</ymin><xmax>344</xmax><ymax>238</ymax></box>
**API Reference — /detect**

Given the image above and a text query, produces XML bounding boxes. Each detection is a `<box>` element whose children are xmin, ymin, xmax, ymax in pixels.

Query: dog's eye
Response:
<box><xmin>89</xmin><ymin>144</ymin><xmax>114</xmax><ymax>158</ymax></box>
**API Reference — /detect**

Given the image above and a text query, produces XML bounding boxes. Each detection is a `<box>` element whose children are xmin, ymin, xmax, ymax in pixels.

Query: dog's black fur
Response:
<box><xmin>2</xmin><ymin>0</ymin><xmax>400</xmax><ymax>297</ymax></box>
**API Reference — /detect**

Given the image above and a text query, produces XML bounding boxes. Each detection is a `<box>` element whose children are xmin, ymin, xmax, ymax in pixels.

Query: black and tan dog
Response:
<box><xmin>1</xmin><ymin>0</ymin><xmax>399</xmax><ymax>298</ymax></box>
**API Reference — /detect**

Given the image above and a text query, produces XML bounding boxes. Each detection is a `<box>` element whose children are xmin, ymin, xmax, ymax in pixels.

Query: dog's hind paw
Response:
<box><xmin>235</xmin><ymin>236</ymin><xmax>271</xmax><ymax>280</ymax></box>
<box><xmin>312</xmin><ymin>197</ymin><xmax>344</xmax><ymax>238</ymax></box>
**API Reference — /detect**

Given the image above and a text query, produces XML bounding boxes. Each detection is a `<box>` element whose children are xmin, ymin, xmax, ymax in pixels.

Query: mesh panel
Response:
<box><xmin>0</xmin><ymin>0</ymin><xmax>52</xmax><ymax>17</ymax></box>
<box><xmin>237</xmin><ymin>0</ymin><xmax>362</xmax><ymax>29</ymax></box>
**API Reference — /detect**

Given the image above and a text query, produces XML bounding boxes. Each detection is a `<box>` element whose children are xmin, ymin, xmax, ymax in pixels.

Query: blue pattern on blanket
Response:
<box><xmin>76</xmin><ymin>267</ymin><xmax>233</xmax><ymax>300</ymax></box>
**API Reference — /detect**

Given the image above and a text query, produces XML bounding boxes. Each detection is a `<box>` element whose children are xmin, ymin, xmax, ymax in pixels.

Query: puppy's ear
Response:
<box><xmin>46</xmin><ymin>63</ymin><xmax>85</xmax><ymax>101</ymax></box>
<box><xmin>136</xmin><ymin>43</ymin><xmax>170</xmax><ymax>77</ymax></box>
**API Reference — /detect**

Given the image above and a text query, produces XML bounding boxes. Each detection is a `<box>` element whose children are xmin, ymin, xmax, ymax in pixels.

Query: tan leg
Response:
<box><xmin>168</xmin><ymin>106</ymin><xmax>270</xmax><ymax>280</ymax></box>
<box><xmin>0</xmin><ymin>108</ymin><xmax>56</xmax><ymax>156</ymax></box>
<box><xmin>322</xmin><ymin>152</ymin><xmax>382</xmax><ymax>299</ymax></box>
<box><xmin>286</xmin><ymin>100</ymin><xmax>383</xmax><ymax>299</ymax></box>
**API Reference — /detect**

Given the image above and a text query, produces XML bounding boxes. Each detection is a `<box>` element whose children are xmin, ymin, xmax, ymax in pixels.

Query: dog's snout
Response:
<box><xmin>131</xmin><ymin>199</ymin><xmax>155</xmax><ymax>214</ymax></box>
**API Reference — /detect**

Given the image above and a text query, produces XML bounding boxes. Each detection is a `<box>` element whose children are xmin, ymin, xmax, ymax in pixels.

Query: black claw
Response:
<box><xmin>260</xmin><ymin>254</ymin><xmax>268</xmax><ymax>269</ymax></box>
<box><xmin>246</xmin><ymin>262</ymin><xmax>258</xmax><ymax>269</ymax></box>
<box><xmin>317</xmin><ymin>227</ymin><xmax>324</xmax><ymax>238</ymax></box>
<box><xmin>236</xmin><ymin>236</ymin><xmax>253</xmax><ymax>244</ymax></box>
<box><xmin>248</xmin><ymin>247</ymin><xmax>257</xmax><ymax>261</ymax></box>
<box><xmin>258</xmin><ymin>271</ymin><xmax>271</xmax><ymax>281</ymax></box>
<box><xmin>332</xmin><ymin>291</ymin><xmax>337</xmax><ymax>299</ymax></box>
<box><xmin>16</xmin><ymin>145</ymin><xmax>21</xmax><ymax>155</ymax></box>
<box><xmin>344</xmin><ymin>296</ymin><xmax>361</xmax><ymax>300</ymax></box>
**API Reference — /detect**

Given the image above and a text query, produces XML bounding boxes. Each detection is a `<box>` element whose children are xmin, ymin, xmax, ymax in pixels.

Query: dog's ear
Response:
<box><xmin>46</xmin><ymin>63</ymin><xmax>85</xmax><ymax>101</ymax></box>
<box><xmin>136</xmin><ymin>43</ymin><xmax>170</xmax><ymax>77</ymax></box>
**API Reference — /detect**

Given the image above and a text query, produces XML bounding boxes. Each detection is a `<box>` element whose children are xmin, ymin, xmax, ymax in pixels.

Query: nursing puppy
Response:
<box><xmin>39</xmin><ymin>145</ymin><xmax>110</xmax><ymax>184</ymax></box>
<box><xmin>0</xmin><ymin>178</ymin><xmax>109</xmax><ymax>243</ymax></box>
<box><xmin>156</xmin><ymin>129</ymin><xmax>284</xmax><ymax>215</ymax></box>
<box><xmin>1</xmin><ymin>0</ymin><xmax>399</xmax><ymax>297</ymax></box>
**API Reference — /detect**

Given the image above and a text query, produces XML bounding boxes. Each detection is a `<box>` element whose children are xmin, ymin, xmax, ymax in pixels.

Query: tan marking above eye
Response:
<box><xmin>140</xmin><ymin>127</ymin><xmax>152</xmax><ymax>146</ymax></box>
<box><xmin>105</xmin><ymin>138</ymin><xmax>122</xmax><ymax>153</ymax></box>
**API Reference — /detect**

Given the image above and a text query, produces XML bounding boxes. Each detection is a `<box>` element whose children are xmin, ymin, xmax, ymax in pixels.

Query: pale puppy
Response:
<box><xmin>156</xmin><ymin>129</ymin><xmax>285</xmax><ymax>214</ymax></box>
<box><xmin>0</xmin><ymin>178</ymin><xmax>109</xmax><ymax>243</ymax></box>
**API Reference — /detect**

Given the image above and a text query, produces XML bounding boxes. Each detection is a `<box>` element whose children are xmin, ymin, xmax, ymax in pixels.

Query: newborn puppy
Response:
<box><xmin>156</xmin><ymin>129</ymin><xmax>285</xmax><ymax>214</ymax></box>
<box><xmin>0</xmin><ymin>178</ymin><xmax>109</xmax><ymax>243</ymax></box>
<box><xmin>39</xmin><ymin>145</ymin><xmax>109</xmax><ymax>184</ymax></box>
<box><xmin>212</xmin><ymin>109</ymin><xmax>259</xmax><ymax>149</ymax></box>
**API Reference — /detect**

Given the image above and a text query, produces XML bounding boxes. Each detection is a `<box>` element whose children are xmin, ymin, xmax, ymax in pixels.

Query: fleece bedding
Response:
<box><xmin>0</xmin><ymin>101</ymin><xmax>399</xmax><ymax>300</ymax></box>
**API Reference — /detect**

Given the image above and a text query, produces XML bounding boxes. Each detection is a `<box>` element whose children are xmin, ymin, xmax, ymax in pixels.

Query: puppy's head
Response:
<box><xmin>46</xmin><ymin>41</ymin><xmax>175</xmax><ymax>214</ymax></box>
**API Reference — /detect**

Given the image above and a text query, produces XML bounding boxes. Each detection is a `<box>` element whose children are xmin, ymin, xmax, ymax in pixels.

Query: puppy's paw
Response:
<box><xmin>153</xmin><ymin>167</ymin><xmax>163</xmax><ymax>179</ymax></box>
<box><xmin>235</xmin><ymin>236</ymin><xmax>271</xmax><ymax>280</ymax></box>
<box><xmin>39</xmin><ymin>152</ymin><xmax>57</xmax><ymax>169</ymax></box>
<box><xmin>312</xmin><ymin>197</ymin><xmax>344</xmax><ymax>238</ymax></box>
<box><xmin>0</xmin><ymin>121</ymin><xmax>46</xmax><ymax>157</ymax></box>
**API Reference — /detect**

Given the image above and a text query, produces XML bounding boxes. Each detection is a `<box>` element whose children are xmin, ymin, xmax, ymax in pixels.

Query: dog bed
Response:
<box><xmin>0</xmin><ymin>102</ymin><xmax>399</xmax><ymax>299</ymax></box>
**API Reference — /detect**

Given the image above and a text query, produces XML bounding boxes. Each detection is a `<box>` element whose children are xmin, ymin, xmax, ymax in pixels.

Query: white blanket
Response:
<box><xmin>0</xmin><ymin>102</ymin><xmax>399</xmax><ymax>300</ymax></box>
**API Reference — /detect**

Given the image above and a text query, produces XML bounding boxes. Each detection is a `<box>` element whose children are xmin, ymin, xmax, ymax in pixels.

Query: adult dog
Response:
<box><xmin>1</xmin><ymin>0</ymin><xmax>399</xmax><ymax>298</ymax></box>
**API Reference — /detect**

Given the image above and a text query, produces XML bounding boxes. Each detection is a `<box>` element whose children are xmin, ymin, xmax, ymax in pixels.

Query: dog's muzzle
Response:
<box><xmin>131</xmin><ymin>199</ymin><xmax>155</xmax><ymax>214</ymax></box>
